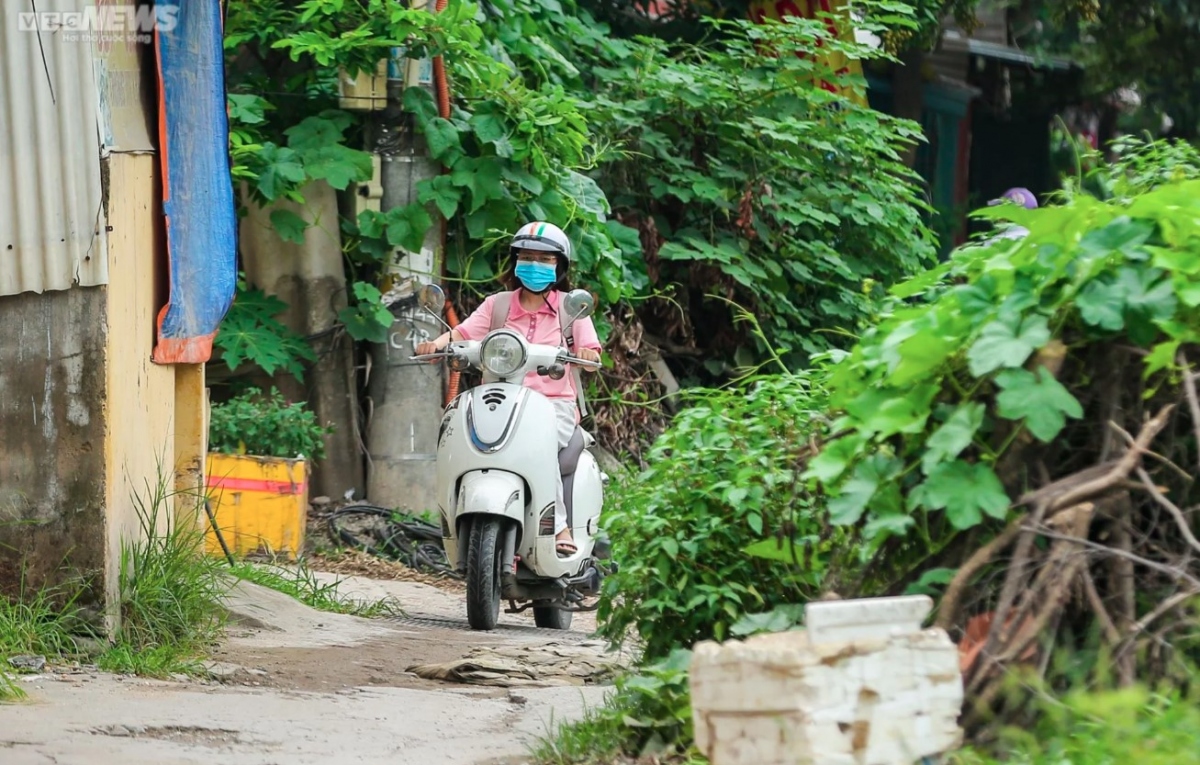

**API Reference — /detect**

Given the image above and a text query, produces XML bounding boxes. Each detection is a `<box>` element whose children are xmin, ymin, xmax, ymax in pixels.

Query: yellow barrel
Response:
<box><xmin>204</xmin><ymin>453</ymin><xmax>308</xmax><ymax>560</ymax></box>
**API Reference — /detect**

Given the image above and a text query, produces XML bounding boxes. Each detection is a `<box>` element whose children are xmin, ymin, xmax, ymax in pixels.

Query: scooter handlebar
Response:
<box><xmin>559</xmin><ymin>356</ymin><xmax>602</xmax><ymax>370</ymax></box>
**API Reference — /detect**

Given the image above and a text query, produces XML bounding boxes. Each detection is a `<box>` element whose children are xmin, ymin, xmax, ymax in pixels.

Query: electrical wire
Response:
<box><xmin>325</xmin><ymin>503</ymin><xmax>461</xmax><ymax>579</ymax></box>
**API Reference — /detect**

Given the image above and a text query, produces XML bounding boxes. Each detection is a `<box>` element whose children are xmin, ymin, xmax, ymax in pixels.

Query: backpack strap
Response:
<box><xmin>489</xmin><ymin>291</ymin><xmax>515</xmax><ymax>332</ymax></box>
<box><xmin>559</xmin><ymin>300</ymin><xmax>576</xmax><ymax>351</ymax></box>
<box><xmin>558</xmin><ymin>294</ymin><xmax>587</xmax><ymax>419</ymax></box>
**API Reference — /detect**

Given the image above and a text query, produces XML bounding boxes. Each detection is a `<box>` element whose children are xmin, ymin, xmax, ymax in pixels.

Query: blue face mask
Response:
<box><xmin>514</xmin><ymin>261</ymin><xmax>557</xmax><ymax>292</ymax></box>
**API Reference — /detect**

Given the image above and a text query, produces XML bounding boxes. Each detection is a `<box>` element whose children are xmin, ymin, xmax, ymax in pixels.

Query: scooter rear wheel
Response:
<box><xmin>533</xmin><ymin>605</ymin><xmax>573</xmax><ymax>630</ymax></box>
<box><xmin>466</xmin><ymin>517</ymin><xmax>503</xmax><ymax>630</ymax></box>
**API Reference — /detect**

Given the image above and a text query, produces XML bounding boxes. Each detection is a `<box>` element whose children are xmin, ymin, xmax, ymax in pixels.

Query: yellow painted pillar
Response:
<box><xmin>173</xmin><ymin>363</ymin><xmax>208</xmax><ymax>529</ymax></box>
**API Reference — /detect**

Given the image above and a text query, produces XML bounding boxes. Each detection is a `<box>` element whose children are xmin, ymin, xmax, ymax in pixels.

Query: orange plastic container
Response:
<box><xmin>204</xmin><ymin>453</ymin><xmax>308</xmax><ymax>560</ymax></box>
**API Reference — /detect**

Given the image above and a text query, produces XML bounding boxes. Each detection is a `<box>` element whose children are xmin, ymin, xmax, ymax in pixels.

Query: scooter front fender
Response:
<box><xmin>457</xmin><ymin>470</ymin><xmax>526</xmax><ymax>525</ymax></box>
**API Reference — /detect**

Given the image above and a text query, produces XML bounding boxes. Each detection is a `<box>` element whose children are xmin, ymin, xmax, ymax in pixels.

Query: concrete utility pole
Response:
<box><xmin>365</xmin><ymin>37</ymin><xmax>444</xmax><ymax>514</ymax></box>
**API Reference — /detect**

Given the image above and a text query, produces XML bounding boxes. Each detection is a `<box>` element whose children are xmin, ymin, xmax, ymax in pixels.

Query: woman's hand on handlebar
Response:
<box><xmin>575</xmin><ymin>348</ymin><xmax>602</xmax><ymax>372</ymax></box>
<box><xmin>416</xmin><ymin>341</ymin><xmax>439</xmax><ymax>356</ymax></box>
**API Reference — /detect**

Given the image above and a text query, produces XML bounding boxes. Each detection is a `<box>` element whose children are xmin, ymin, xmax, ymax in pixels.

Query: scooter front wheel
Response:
<box><xmin>466</xmin><ymin>517</ymin><xmax>503</xmax><ymax>630</ymax></box>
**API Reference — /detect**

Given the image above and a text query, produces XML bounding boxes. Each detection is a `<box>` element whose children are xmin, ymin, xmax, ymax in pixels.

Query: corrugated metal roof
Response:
<box><xmin>0</xmin><ymin>0</ymin><xmax>109</xmax><ymax>296</ymax></box>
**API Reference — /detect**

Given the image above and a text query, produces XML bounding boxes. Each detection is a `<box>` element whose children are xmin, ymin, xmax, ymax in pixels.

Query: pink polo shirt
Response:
<box><xmin>455</xmin><ymin>289</ymin><xmax>602</xmax><ymax>404</ymax></box>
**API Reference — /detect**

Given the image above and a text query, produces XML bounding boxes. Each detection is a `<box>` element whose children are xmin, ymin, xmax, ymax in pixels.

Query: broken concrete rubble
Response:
<box><xmin>406</xmin><ymin>640</ymin><xmax>627</xmax><ymax>687</ymax></box>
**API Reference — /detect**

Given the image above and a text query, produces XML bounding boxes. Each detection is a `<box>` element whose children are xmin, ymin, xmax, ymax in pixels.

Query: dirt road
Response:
<box><xmin>1</xmin><ymin>574</ymin><xmax>621</xmax><ymax>765</ymax></box>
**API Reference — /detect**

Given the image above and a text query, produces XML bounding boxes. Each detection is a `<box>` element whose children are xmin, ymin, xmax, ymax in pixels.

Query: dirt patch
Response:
<box><xmin>213</xmin><ymin>574</ymin><xmax>618</xmax><ymax>699</ymax></box>
<box><xmin>212</xmin><ymin>630</ymin><xmax>513</xmax><ymax>695</ymax></box>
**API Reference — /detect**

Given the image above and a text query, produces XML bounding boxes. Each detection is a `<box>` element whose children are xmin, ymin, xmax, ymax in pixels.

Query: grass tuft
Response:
<box><xmin>0</xmin><ymin>669</ymin><xmax>23</xmax><ymax>702</ymax></box>
<box><xmin>230</xmin><ymin>559</ymin><xmax>403</xmax><ymax>618</ymax></box>
<box><xmin>0</xmin><ymin>574</ymin><xmax>98</xmax><ymax>701</ymax></box>
<box><xmin>98</xmin><ymin>474</ymin><xmax>229</xmax><ymax>677</ymax></box>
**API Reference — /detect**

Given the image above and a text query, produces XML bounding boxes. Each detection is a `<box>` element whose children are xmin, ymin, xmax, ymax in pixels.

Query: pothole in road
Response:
<box><xmin>91</xmin><ymin>725</ymin><xmax>244</xmax><ymax>748</ymax></box>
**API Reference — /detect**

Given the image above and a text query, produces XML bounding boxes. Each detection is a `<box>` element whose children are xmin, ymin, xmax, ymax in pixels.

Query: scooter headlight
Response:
<box><xmin>480</xmin><ymin>331</ymin><xmax>526</xmax><ymax>377</ymax></box>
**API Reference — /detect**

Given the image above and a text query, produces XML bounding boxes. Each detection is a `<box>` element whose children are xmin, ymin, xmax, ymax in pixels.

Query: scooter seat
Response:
<box><xmin>559</xmin><ymin>426</ymin><xmax>586</xmax><ymax>477</ymax></box>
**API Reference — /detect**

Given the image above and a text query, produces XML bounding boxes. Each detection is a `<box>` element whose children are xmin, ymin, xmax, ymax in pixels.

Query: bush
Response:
<box><xmin>952</xmin><ymin>687</ymin><xmax>1200</xmax><ymax>764</ymax></box>
<box><xmin>208</xmin><ymin>387</ymin><xmax>330</xmax><ymax>460</ymax></box>
<box><xmin>591</xmin><ymin>13</ymin><xmax>934</xmax><ymax>368</ymax></box>
<box><xmin>596</xmin><ymin>372</ymin><xmax>834</xmax><ymax>660</ymax></box>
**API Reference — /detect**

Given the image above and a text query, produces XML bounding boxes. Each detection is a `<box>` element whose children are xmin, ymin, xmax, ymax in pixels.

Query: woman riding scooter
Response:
<box><xmin>416</xmin><ymin>221</ymin><xmax>603</xmax><ymax>558</ymax></box>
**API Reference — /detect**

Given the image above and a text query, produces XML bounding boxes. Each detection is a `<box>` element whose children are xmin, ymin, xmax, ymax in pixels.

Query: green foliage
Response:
<box><xmin>590</xmin><ymin>14</ymin><xmax>934</xmax><ymax>366</ymax></box>
<box><xmin>0</xmin><ymin>580</ymin><xmax>94</xmax><ymax>698</ymax></box>
<box><xmin>223</xmin><ymin>0</ymin><xmax>940</xmax><ymax>373</ymax></box>
<box><xmin>952</xmin><ymin>687</ymin><xmax>1200</xmax><ymax>765</ymax></box>
<box><xmin>208</xmin><ymin>388</ymin><xmax>331</xmax><ymax>460</ymax></box>
<box><xmin>225</xmin><ymin>0</ymin><xmax>635</xmax><ymax>348</ymax></box>
<box><xmin>533</xmin><ymin>649</ymin><xmax>704</xmax><ymax>764</ymax></box>
<box><xmin>596</xmin><ymin>373</ymin><xmax>833</xmax><ymax>660</ymax></box>
<box><xmin>336</xmin><ymin>281</ymin><xmax>396</xmax><ymax>343</ymax></box>
<box><xmin>0</xmin><ymin>586</ymin><xmax>89</xmax><ymax>661</ymax></box>
<box><xmin>801</xmin><ymin>173</ymin><xmax>1200</xmax><ymax>591</ymax></box>
<box><xmin>1064</xmin><ymin>134</ymin><xmax>1200</xmax><ymax>203</ymax></box>
<box><xmin>213</xmin><ymin>278</ymin><xmax>317</xmax><ymax>380</ymax></box>
<box><xmin>102</xmin><ymin>478</ymin><xmax>229</xmax><ymax>677</ymax></box>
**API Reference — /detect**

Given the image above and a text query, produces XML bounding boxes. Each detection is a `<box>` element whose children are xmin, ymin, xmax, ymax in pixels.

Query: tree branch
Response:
<box><xmin>1034</xmin><ymin>528</ymin><xmax>1200</xmax><ymax>590</ymax></box>
<box><xmin>1135</xmin><ymin>465</ymin><xmax>1200</xmax><ymax>556</ymax></box>
<box><xmin>934</xmin><ymin>519</ymin><xmax>1024</xmax><ymax>631</ymax></box>
<box><xmin>1180</xmin><ymin>352</ymin><xmax>1200</xmax><ymax>474</ymax></box>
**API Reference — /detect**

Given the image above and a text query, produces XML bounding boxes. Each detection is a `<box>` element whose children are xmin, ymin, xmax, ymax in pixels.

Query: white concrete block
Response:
<box><xmin>691</xmin><ymin>596</ymin><xmax>962</xmax><ymax>765</ymax></box>
<box><xmin>806</xmin><ymin>596</ymin><xmax>933</xmax><ymax>645</ymax></box>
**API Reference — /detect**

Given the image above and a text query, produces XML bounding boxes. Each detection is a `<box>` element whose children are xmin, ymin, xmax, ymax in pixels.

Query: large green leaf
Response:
<box><xmin>269</xmin><ymin>209</ymin><xmax>309</xmax><ymax>244</ymax></box>
<box><xmin>967</xmin><ymin>314</ymin><xmax>1051</xmax><ymax>377</ymax></box>
<box><xmin>299</xmin><ymin>144</ymin><xmax>373</xmax><ymax>190</ymax></box>
<box><xmin>844</xmin><ymin>384</ymin><xmax>937</xmax><ymax>438</ymax></box>
<box><xmin>921</xmin><ymin>403</ymin><xmax>985</xmax><ymax>474</ymax></box>
<box><xmin>995</xmin><ymin>367</ymin><xmax>1084</xmax><ymax>442</ymax></box>
<box><xmin>912</xmin><ymin>460</ymin><xmax>1010</xmax><ymax>530</ymax></box>
<box><xmin>827</xmin><ymin>454</ymin><xmax>903</xmax><ymax>526</ymax></box>
<box><xmin>423</xmin><ymin>117</ymin><xmax>463</xmax><ymax>160</ymax></box>
<box><xmin>1077</xmin><ymin>279</ymin><xmax>1126</xmax><ymax>331</ymax></box>
<box><xmin>253</xmin><ymin>144</ymin><xmax>306</xmax><ymax>201</ymax></box>
<box><xmin>417</xmin><ymin>176</ymin><xmax>462</xmax><ymax>220</ymax></box>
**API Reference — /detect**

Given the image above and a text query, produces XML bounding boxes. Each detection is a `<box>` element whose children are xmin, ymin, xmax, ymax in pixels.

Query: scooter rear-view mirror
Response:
<box><xmin>562</xmin><ymin>289</ymin><xmax>595</xmax><ymax>321</ymax></box>
<box><xmin>418</xmin><ymin>283</ymin><xmax>446</xmax><ymax>315</ymax></box>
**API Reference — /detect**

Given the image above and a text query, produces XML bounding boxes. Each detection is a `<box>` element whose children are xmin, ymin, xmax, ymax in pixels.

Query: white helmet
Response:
<box><xmin>510</xmin><ymin>221</ymin><xmax>572</xmax><ymax>262</ymax></box>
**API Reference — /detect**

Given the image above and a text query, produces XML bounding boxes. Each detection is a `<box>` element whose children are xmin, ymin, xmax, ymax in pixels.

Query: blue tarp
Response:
<box><xmin>153</xmin><ymin>0</ymin><xmax>236</xmax><ymax>364</ymax></box>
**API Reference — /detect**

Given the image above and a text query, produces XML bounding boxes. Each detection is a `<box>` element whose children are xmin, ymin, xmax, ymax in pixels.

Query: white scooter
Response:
<box><xmin>411</xmin><ymin>285</ymin><xmax>612</xmax><ymax>631</ymax></box>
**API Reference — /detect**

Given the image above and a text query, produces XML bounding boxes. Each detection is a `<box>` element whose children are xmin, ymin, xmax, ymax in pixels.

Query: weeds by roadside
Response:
<box><xmin>2</xmin><ymin>468</ymin><xmax>403</xmax><ymax>693</ymax></box>
<box><xmin>98</xmin><ymin>477</ymin><xmax>229</xmax><ymax>677</ymax></box>
<box><xmin>0</xmin><ymin>667</ymin><xmax>21</xmax><ymax>701</ymax></box>
<box><xmin>0</xmin><ymin>574</ymin><xmax>98</xmax><ymax>701</ymax></box>
<box><xmin>532</xmin><ymin>650</ymin><xmax>703</xmax><ymax>765</ymax></box>
<box><xmin>951</xmin><ymin>686</ymin><xmax>1200</xmax><ymax>764</ymax></box>
<box><xmin>229</xmin><ymin>559</ymin><xmax>403</xmax><ymax>618</ymax></box>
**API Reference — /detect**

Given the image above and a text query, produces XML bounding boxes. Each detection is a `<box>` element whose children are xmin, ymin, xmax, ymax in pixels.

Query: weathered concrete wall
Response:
<box><xmin>0</xmin><ymin>286</ymin><xmax>109</xmax><ymax>601</ymax></box>
<box><xmin>0</xmin><ymin>153</ymin><xmax>209</xmax><ymax>635</ymax></box>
